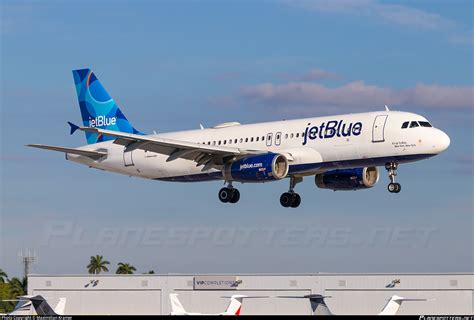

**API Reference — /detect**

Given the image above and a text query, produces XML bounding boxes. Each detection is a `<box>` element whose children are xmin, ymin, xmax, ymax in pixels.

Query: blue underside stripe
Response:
<box><xmin>154</xmin><ymin>153</ymin><xmax>435</xmax><ymax>182</ymax></box>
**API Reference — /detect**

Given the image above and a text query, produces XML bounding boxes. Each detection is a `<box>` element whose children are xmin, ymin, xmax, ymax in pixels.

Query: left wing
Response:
<box><xmin>80</xmin><ymin>127</ymin><xmax>267</xmax><ymax>169</ymax></box>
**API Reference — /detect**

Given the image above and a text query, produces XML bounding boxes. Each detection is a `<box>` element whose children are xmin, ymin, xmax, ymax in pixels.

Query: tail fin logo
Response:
<box><xmin>89</xmin><ymin>116</ymin><xmax>117</xmax><ymax>127</ymax></box>
<box><xmin>72</xmin><ymin>68</ymin><xmax>142</xmax><ymax>144</ymax></box>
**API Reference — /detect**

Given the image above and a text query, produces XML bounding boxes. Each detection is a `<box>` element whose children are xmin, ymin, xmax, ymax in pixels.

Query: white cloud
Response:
<box><xmin>241</xmin><ymin>80</ymin><xmax>473</xmax><ymax>114</ymax></box>
<box><xmin>289</xmin><ymin>0</ymin><xmax>455</xmax><ymax>30</ymax></box>
<box><xmin>292</xmin><ymin>68</ymin><xmax>339</xmax><ymax>82</ymax></box>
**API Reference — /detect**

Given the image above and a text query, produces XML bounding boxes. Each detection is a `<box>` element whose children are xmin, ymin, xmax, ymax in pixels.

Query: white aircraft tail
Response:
<box><xmin>221</xmin><ymin>295</ymin><xmax>247</xmax><ymax>315</ymax></box>
<box><xmin>378</xmin><ymin>295</ymin><xmax>427</xmax><ymax>315</ymax></box>
<box><xmin>169</xmin><ymin>294</ymin><xmax>187</xmax><ymax>315</ymax></box>
<box><xmin>54</xmin><ymin>298</ymin><xmax>66</xmax><ymax>315</ymax></box>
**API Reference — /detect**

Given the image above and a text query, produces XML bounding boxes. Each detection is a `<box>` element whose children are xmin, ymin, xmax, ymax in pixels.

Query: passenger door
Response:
<box><xmin>372</xmin><ymin>115</ymin><xmax>388</xmax><ymax>142</ymax></box>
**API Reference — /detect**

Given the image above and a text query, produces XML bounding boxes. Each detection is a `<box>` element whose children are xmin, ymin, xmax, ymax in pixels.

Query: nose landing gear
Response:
<box><xmin>385</xmin><ymin>162</ymin><xmax>401</xmax><ymax>193</ymax></box>
<box><xmin>280</xmin><ymin>176</ymin><xmax>303</xmax><ymax>208</ymax></box>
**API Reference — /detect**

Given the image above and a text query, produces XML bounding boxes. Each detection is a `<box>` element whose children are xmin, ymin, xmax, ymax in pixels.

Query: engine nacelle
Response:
<box><xmin>223</xmin><ymin>153</ymin><xmax>289</xmax><ymax>182</ymax></box>
<box><xmin>315</xmin><ymin>167</ymin><xmax>379</xmax><ymax>191</ymax></box>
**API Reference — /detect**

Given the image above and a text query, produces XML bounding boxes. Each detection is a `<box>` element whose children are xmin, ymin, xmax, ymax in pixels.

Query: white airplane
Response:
<box><xmin>278</xmin><ymin>294</ymin><xmax>427</xmax><ymax>315</ymax></box>
<box><xmin>169</xmin><ymin>293</ymin><xmax>249</xmax><ymax>315</ymax></box>
<box><xmin>28</xmin><ymin>69</ymin><xmax>450</xmax><ymax>207</ymax></box>
<box><xmin>4</xmin><ymin>295</ymin><xmax>66</xmax><ymax>316</ymax></box>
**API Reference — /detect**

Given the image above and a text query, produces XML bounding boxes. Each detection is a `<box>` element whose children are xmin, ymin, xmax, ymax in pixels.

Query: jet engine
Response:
<box><xmin>223</xmin><ymin>153</ymin><xmax>289</xmax><ymax>182</ymax></box>
<box><xmin>315</xmin><ymin>167</ymin><xmax>379</xmax><ymax>191</ymax></box>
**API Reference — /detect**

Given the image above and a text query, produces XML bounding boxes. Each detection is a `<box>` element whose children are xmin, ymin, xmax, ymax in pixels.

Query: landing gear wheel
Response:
<box><xmin>280</xmin><ymin>192</ymin><xmax>301</xmax><ymax>208</ymax></box>
<box><xmin>388</xmin><ymin>183</ymin><xmax>397</xmax><ymax>193</ymax></box>
<box><xmin>218</xmin><ymin>187</ymin><xmax>232</xmax><ymax>203</ymax></box>
<box><xmin>290</xmin><ymin>193</ymin><xmax>301</xmax><ymax>208</ymax></box>
<box><xmin>388</xmin><ymin>182</ymin><xmax>401</xmax><ymax>193</ymax></box>
<box><xmin>394</xmin><ymin>182</ymin><xmax>401</xmax><ymax>193</ymax></box>
<box><xmin>280</xmin><ymin>192</ymin><xmax>293</xmax><ymax>208</ymax></box>
<box><xmin>229</xmin><ymin>189</ymin><xmax>240</xmax><ymax>203</ymax></box>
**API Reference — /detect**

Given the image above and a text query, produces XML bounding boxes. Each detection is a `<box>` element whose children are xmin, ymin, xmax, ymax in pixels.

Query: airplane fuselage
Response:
<box><xmin>67</xmin><ymin>110</ymin><xmax>450</xmax><ymax>182</ymax></box>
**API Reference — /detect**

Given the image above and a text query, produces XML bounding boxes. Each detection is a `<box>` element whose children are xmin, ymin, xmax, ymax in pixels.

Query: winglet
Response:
<box><xmin>68</xmin><ymin>121</ymin><xmax>80</xmax><ymax>135</ymax></box>
<box><xmin>385</xmin><ymin>105</ymin><xmax>390</xmax><ymax>111</ymax></box>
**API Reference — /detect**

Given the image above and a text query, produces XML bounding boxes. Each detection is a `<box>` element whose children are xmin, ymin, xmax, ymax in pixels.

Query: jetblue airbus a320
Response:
<box><xmin>28</xmin><ymin>69</ymin><xmax>450</xmax><ymax>208</ymax></box>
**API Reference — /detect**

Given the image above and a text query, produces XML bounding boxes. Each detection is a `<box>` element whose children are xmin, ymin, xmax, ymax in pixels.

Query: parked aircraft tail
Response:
<box><xmin>378</xmin><ymin>295</ymin><xmax>427</xmax><ymax>315</ymax></box>
<box><xmin>169</xmin><ymin>293</ymin><xmax>187</xmax><ymax>315</ymax></box>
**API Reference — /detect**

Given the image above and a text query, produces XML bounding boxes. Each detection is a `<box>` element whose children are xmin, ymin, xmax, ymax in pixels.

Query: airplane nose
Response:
<box><xmin>436</xmin><ymin>130</ymin><xmax>450</xmax><ymax>153</ymax></box>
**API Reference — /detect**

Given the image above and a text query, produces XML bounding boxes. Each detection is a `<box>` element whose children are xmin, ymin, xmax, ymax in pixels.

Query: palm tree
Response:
<box><xmin>8</xmin><ymin>277</ymin><xmax>27</xmax><ymax>297</ymax></box>
<box><xmin>87</xmin><ymin>255</ymin><xmax>110</xmax><ymax>274</ymax></box>
<box><xmin>116</xmin><ymin>262</ymin><xmax>136</xmax><ymax>274</ymax></box>
<box><xmin>0</xmin><ymin>269</ymin><xmax>8</xmax><ymax>283</ymax></box>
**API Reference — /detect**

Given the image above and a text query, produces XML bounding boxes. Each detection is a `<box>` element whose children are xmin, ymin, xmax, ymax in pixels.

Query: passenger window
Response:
<box><xmin>401</xmin><ymin>121</ymin><xmax>409</xmax><ymax>129</ymax></box>
<box><xmin>240</xmin><ymin>138</ymin><xmax>243</xmax><ymax>143</ymax></box>
<box><xmin>296</xmin><ymin>133</ymin><xmax>299</xmax><ymax>138</ymax></box>
<box><xmin>290</xmin><ymin>133</ymin><xmax>294</xmax><ymax>138</ymax></box>
<box><xmin>245</xmin><ymin>138</ymin><xmax>248</xmax><ymax>142</ymax></box>
<box><xmin>256</xmin><ymin>137</ymin><xmax>259</xmax><ymax>141</ymax></box>
<box><xmin>410</xmin><ymin>121</ymin><xmax>419</xmax><ymax>128</ymax></box>
<box><xmin>213</xmin><ymin>141</ymin><xmax>216</xmax><ymax>145</ymax></box>
<box><xmin>234</xmin><ymin>139</ymin><xmax>238</xmax><ymax>143</ymax></box>
<box><xmin>262</xmin><ymin>136</ymin><xmax>265</xmax><ymax>140</ymax></box>
<box><xmin>251</xmin><ymin>137</ymin><xmax>254</xmax><ymax>142</ymax></box>
<box><xmin>218</xmin><ymin>140</ymin><xmax>222</xmax><ymax>145</ymax></box>
<box><xmin>419</xmin><ymin>121</ymin><xmax>432</xmax><ymax>127</ymax></box>
<box><xmin>285</xmin><ymin>134</ymin><xmax>288</xmax><ymax>139</ymax></box>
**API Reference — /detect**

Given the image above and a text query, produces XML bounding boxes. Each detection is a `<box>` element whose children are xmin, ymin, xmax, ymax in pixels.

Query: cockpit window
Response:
<box><xmin>419</xmin><ymin>121</ymin><xmax>432</xmax><ymax>127</ymax></box>
<box><xmin>409</xmin><ymin>121</ymin><xmax>419</xmax><ymax>128</ymax></box>
<box><xmin>401</xmin><ymin>121</ymin><xmax>409</xmax><ymax>129</ymax></box>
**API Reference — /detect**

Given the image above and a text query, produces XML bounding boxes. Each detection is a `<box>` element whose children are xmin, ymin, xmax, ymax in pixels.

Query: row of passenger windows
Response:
<box><xmin>401</xmin><ymin>121</ymin><xmax>432</xmax><ymax>129</ymax></box>
<box><xmin>200</xmin><ymin>132</ymin><xmax>305</xmax><ymax>146</ymax></box>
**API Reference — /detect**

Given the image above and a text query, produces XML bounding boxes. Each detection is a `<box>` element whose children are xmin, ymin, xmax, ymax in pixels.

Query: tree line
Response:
<box><xmin>87</xmin><ymin>255</ymin><xmax>154</xmax><ymax>275</ymax></box>
<box><xmin>0</xmin><ymin>269</ymin><xmax>28</xmax><ymax>313</ymax></box>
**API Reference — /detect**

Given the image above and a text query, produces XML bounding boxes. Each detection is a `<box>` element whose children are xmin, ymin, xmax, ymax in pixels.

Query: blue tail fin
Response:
<box><xmin>72</xmin><ymin>68</ymin><xmax>142</xmax><ymax>144</ymax></box>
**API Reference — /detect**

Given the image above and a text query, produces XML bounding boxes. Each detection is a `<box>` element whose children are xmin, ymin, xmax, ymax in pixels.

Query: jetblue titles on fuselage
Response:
<box><xmin>302</xmin><ymin>119</ymin><xmax>363</xmax><ymax>145</ymax></box>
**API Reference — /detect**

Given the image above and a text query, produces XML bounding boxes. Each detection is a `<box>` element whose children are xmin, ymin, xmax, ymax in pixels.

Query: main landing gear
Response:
<box><xmin>385</xmin><ymin>162</ymin><xmax>401</xmax><ymax>193</ymax></box>
<box><xmin>218</xmin><ymin>183</ymin><xmax>240</xmax><ymax>204</ymax></box>
<box><xmin>280</xmin><ymin>176</ymin><xmax>303</xmax><ymax>208</ymax></box>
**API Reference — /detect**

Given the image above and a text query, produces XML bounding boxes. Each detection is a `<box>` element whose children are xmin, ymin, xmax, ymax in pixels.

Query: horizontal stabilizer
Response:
<box><xmin>27</xmin><ymin>144</ymin><xmax>106</xmax><ymax>160</ymax></box>
<box><xmin>67</xmin><ymin>121</ymin><xmax>80</xmax><ymax>135</ymax></box>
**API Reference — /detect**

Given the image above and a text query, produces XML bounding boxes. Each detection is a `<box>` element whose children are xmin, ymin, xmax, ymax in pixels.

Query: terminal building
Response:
<box><xmin>28</xmin><ymin>273</ymin><xmax>473</xmax><ymax>315</ymax></box>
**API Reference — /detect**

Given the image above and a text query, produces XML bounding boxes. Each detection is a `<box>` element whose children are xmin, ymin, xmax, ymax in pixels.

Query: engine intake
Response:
<box><xmin>223</xmin><ymin>153</ymin><xmax>289</xmax><ymax>182</ymax></box>
<box><xmin>315</xmin><ymin>166</ymin><xmax>379</xmax><ymax>191</ymax></box>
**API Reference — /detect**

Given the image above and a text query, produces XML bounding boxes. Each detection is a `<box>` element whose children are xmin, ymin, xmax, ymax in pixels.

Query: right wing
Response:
<box><xmin>27</xmin><ymin>144</ymin><xmax>107</xmax><ymax>160</ymax></box>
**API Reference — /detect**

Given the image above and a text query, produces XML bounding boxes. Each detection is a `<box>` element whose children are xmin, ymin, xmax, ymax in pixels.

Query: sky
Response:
<box><xmin>0</xmin><ymin>0</ymin><xmax>473</xmax><ymax>278</ymax></box>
